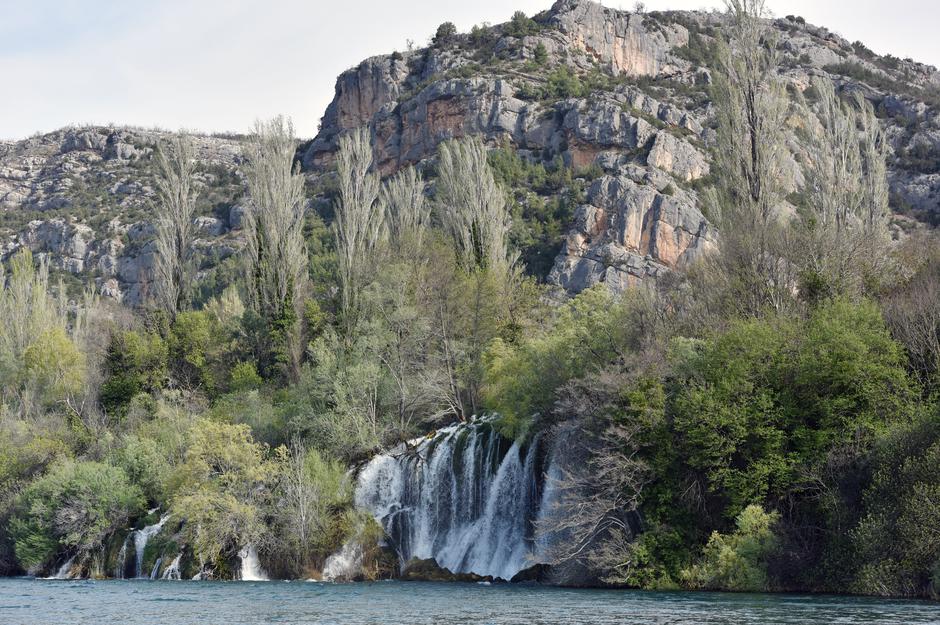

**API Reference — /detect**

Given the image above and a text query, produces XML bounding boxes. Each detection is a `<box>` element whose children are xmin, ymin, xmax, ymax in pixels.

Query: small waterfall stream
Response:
<box><xmin>322</xmin><ymin>541</ymin><xmax>363</xmax><ymax>581</ymax></box>
<box><xmin>238</xmin><ymin>545</ymin><xmax>268</xmax><ymax>581</ymax></box>
<box><xmin>160</xmin><ymin>554</ymin><xmax>183</xmax><ymax>580</ymax></box>
<box><xmin>115</xmin><ymin>537</ymin><xmax>129</xmax><ymax>579</ymax></box>
<box><xmin>133</xmin><ymin>512</ymin><xmax>170</xmax><ymax>578</ymax></box>
<box><xmin>46</xmin><ymin>555</ymin><xmax>76</xmax><ymax>580</ymax></box>
<box><xmin>355</xmin><ymin>418</ymin><xmax>555</xmax><ymax>581</ymax></box>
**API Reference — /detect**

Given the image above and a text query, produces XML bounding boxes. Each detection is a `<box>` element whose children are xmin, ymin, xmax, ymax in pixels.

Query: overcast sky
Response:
<box><xmin>1</xmin><ymin>0</ymin><xmax>938</xmax><ymax>140</ymax></box>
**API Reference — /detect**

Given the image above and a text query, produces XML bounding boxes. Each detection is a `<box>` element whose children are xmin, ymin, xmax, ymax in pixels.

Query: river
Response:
<box><xmin>1</xmin><ymin>578</ymin><xmax>937</xmax><ymax>625</ymax></box>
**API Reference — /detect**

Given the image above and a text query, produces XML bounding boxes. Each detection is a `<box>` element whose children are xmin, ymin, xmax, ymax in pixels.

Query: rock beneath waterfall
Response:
<box><xmin>400</xmin><ymin>559</ymin><xmax>494</xmax><ymax>583</ymax></box>
<box><xmin>510</xmin><ymin>563</ymin><xmax>553</xmax><ymax>583</ymax></box>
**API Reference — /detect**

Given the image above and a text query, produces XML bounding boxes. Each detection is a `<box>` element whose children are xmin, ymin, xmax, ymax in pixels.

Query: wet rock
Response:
<box><xmin>400</xmin><ymin>558</ymin><xmax>494</xmax><ymax>583</ymax></box>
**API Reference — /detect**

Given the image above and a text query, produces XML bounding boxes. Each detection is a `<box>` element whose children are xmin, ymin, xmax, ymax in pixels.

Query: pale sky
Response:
<box><xmin>1</xmin><ymin>0</ymin><xmax>938</xmax><ymax>141</ymax></box>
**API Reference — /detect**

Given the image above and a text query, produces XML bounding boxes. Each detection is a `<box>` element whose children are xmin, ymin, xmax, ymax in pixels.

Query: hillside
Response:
<box><xmin>2</xmin><ymin>0</ymin><xmax>939</xmax><ymax>303</ymax></box>
<box><xmin>2</xmin><ymin>0</ymin><xmax>940</xmax><ymax>600</ymax></box>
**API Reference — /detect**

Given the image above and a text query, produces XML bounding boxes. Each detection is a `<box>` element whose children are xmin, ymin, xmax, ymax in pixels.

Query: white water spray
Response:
<box><xmin>134</xmin><ymin>513</ymin><xmax>170</xmax><ymax>578</ymax></box>
<box><xmin>46</xmin><ymin>555</ymin><xmax>76</xmax><ymax>580</ymax></box>
<box><xmin>160</xmin><ymin>554</ymin><xmax>183</xmax><ymax>580</ymax></box>
<box><xmin>354</xmin><ymin>418</ymin><xmax>555</xmax><ymax>580</ymax></box>
<box><xmin>322</xmin><ymin>541</ymin><xmax>363</xmax><ymax>581</ymax></box>
<box><xmin>238</xmin><ymin>545</ymin><xmax>268</xmax><ymax>581</ymax></box>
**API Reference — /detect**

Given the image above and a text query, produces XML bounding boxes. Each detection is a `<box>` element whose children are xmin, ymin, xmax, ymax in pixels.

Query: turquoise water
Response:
<box><xmin>0</xmin><ymin>579</ymin><xmax>937</xmax><ymax>625</ymax></box>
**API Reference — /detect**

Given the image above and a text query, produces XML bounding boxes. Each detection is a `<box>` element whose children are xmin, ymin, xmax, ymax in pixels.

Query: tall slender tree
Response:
<box><xmin>706</xmin><ymin>0</ymin><xmax>794</xmax><ymax>316</ymax></box>
<box><xmin>243</xmin><ymin>116</ymin><xmax>308</xmax><ymax>379</ymax></box>
<box><xmin>381</xmin><ymin>165</ymin><xmax>429</xmax><ymax>253</ymax></box>
<box><xmin>797</xmin><ymin>78</ymin><xmax>891</xmax><ymax>299</ymax></box>
<box><xmin>153</xmin><ymin>133</ymin><xmax>199</xmax><ymax>317</ymax></box>
<box><xmin>435</xmin><ymin>135</ymin><xmax>514</xmax><ymax>274</ymax></box>
<box><xmin>333</xmin><ymin>127</ymin><xmax>385</xmax><ymax>330</ymax></box>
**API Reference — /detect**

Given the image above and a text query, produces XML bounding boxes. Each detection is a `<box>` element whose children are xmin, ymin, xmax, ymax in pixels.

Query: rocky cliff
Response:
<box><xmin>304</xmin><ymin>0</ymin><xmax>940</xmax><ymax>292</ymax></box>
<box><xmin>2</xmin><ymin>0</ymin><xmax>939</xmax><ymax>301</ymax></box>
<box><xmin>0</xmin><ymin>127</ymin><xmax>247</xmax><ymax>305</ymax></box>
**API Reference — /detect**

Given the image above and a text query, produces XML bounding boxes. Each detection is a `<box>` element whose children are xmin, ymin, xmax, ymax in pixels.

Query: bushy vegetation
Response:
<box><xmin>0</xmin><ymin>129</ymin><xmax>535</xmax><ymax>580</ymax></box>
<box><xmin>0</xmin><ymin>2</ymin><xmax>938</xmax><ymax>597</ymax></box>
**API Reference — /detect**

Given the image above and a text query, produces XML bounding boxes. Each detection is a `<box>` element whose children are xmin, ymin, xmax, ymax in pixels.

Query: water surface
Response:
<box><xmin>1</xmin><ymin>579</ymin><xmax>937</xmax><ymax>625</ymax></box>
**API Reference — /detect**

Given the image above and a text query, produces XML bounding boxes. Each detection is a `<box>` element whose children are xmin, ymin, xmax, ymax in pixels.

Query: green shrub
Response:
<box><xmin>672</xmin><ymin>300</ymin><xmax>916</xmax><ymax>518</ymax></box>
<box><xmin>10</xmin><ymin>460</ymin><xmax>144</xmax><ymax>571</ymax></box>
<box><xmin>533</xmin><ymin>42</ymin><xmax>548</xmax><ymax>66</ymax></box>
<box><xmin>100</xmin><ymin>330</ymin><xmax>168</xmax><ymax>416</ymax></box>
<box><xmin>505</xmin><ymin>11</ymin><xmax>540</xmax><ymax>38</ymax></box>
<box><xmin>851</xmin><ymin>411</ymin><xmax>940</xmax><ymax>597</ymax></box>
<box><xmin>681</xmin><ymin>505</ymin><xmax>780</xmax><ymax>592</ymax></box>
<box><xmin>433</xmin><ymin>22</ymin><xmax>457</xmax><ymax>46</ymax></box>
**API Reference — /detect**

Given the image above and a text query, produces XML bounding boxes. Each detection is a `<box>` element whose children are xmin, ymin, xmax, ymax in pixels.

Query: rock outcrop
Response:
<box><xmin>0</xmin><ymin>126</ymin><xmax>247</xmax><ymax>304</ymax></box>
<box><xmin>301</xmin><ymin>0</ymin><xmax>939</xmax><ymax>293</ymax></box>
<box><xmin>549</xmin><ymin>175</ymin><xmax>716</xmax><ymax>291</ymax></box>
<box><xmin>3</xmin><ymin>0</ymin><xmax>939</xmax><ymax>300</ymax></box>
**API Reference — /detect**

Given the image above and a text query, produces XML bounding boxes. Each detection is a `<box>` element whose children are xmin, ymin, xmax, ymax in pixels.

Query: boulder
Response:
<box><xmin>399</xmin><ymin>558</ymin><xmax>494</xmax><ymax>583</ymax></box>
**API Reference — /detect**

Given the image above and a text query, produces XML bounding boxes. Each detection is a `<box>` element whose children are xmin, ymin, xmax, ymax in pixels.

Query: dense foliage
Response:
<box><xmin>0</xmin><ymin>5</ymin><xmax>938</xmax><ymax>600</ymax></box>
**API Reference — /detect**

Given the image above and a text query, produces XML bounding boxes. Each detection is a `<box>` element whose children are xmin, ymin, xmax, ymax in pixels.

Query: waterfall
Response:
<box><xmin>160</xmin><ymin>554</ymin><xmax>183</xmax><ymax>580</ymax></box>
<box><xmin>134</xmin><ymin>513</ymin><xmax>170</xmax><ymax>578</ymax></box>
<box><xmin>322</xmin><ymin>541</ymin><xmax>363</xmax><ymax>581</ymax></box>
<box><xmin>115</xmin><ymin>535</ymin><xmax>129</xmax><ymax>579</ymax></box>
<box><xmin>238</xmin><ymin>545</ymin><xmax>268</xmax><ymax>581</ymax></box>
<box><xmin>46</xmin><ymin>555</ymin><xmax>76</xmax><ymax>580</ymax></box>
<box><xmin>355</xmin><ymin>418</ymin><xmax>553</xmax><ymax>581</ymax></box>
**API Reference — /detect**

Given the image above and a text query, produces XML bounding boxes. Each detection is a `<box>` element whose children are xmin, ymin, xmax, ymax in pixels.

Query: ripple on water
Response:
<box><xmin>1</xmin><ymin>579</ymin><xmax>938</xmax><ymax>625</ymax></box>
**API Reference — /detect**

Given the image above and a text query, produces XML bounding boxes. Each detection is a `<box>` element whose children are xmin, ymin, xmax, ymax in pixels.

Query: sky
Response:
<box><xmin>1</xmin><ymin>0</ymin><xmax>938</xmax><ymax>141</ymax></box>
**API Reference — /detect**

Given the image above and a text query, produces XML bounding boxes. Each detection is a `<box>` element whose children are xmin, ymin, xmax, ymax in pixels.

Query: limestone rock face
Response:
<box><xmin>548</xmin><ymin>0</ymin><xmax>689</xmax><ymax>77</ymax></box>
<box><xmin>301</xmin><ymin>0</ymin><xmax>939</xmax><ymax>294</ymax></box>
<box><xmin>0</xmin><ymin>127</ymin><xmax>247</xmax><ymax>305</ymax></box>
<box><xmin>549</xmin><ymin>175</ymin><xmax>716</xmax><ymax>292</ymax></box>
<box><xmin>646</xmin><ymin>132</ymin><xmax>709</xmax><ymax>182</ymax></box>
<box><xmin>3</xmin><ymin>0</ymin><xmax>939</xmax><ymax>302</ymax></box>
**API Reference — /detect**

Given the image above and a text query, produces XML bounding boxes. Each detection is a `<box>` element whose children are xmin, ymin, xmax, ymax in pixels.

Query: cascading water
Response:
<box><xmin>115</xmin><ymin>537</ymin><xmax>129</xmax><ymax>579</ymax></box>
<box><xmin>238</xmin><ymin>545</ymin><xmax>268</xmax><ymax>581</ymax></box>
<box><xmin>355</xmin><ymin>418</ymin><xmax>555</xmax><ymax>581</ymax></box>
<box><xmin>322</xmin><ymin>541</ymin><xmax>363</xmax><ymax>581</ymax></box>
<box><xmin>134</xmin><ymin>513</ymin><xmax>170</xmax><ymax>578</ymax></box>
<box><xmin>160</xmin><ymin>554</ymin><xmax>183</xmax><ymax>580</ymax></box>
<box><xmin>46</xmin><ymin>555</ymin><xmax>76</xmax><ymax>580</ymax></box>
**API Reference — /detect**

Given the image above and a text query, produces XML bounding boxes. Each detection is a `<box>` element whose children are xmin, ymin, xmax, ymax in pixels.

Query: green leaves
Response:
<box><xmin>10</xmin><ymin>460</ymin><xmax>144</xmax><ymax>570</ymax></box>
<box><xmin>681</xmin><ymin>505</ymin><xmax>780</xmax><ymax>592</ymax></box>
<box><xmin>672</xmin><ymin>299</ymin><xmax>916</xmax><ymax>519</ymax></box>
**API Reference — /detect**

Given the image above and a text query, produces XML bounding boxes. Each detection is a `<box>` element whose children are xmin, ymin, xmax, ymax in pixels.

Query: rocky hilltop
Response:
<box><xmin>0</xmin><ymin>127</ymin><xmax>246</xmax><ymax>304</ymax></box>
<box><xmin>2</xmin><ymin>0</ymin><xmax>939</xmax><ymax>301</ymax></box>
<box><xmin>305</xmin><ymin>0</ymin><xmax>940</xmax><ymax>291</ymax></box>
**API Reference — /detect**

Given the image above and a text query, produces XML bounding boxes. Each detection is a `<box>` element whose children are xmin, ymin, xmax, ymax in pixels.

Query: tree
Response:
<box><xmin>243</xmin><ymin>116</ymin><xmax>307</xmax><ymax>379</ymax></box>
<box><xmin>796</xmin><ymin>78</ymin><xmax>891</xmax><ymax>300</ymax></box>
<box><xmin>851</xmin><ymin>411</ymin><xmax>940</xmax><ymax>598</ymax></box>
<box><xmin>506</xmin><ymin>11</ymin><xmax>539</xmax><ymax>38</ymax></box>
<box><xmin>433</xmin><ymin>22</ymin><xmax>457</xmax><ymax>46</ymax></box>
<box><xmin>269</xmin><ymin>443</ymin><xmax>351</xmax><ymax>577</ymax></box>
<box><xmin>170</xmin><ymin>420</ymin><xmax>275</xmax><ymax>572</ymax></box>
<box><xmin>333</xmin><ymin>127</ymin><xmax>385</xmax><ymax>329</ymax></box>
<box><xmin>536</xmin><ymin>369</ymin><xmax>665</xmax><ymax>582</ymax></box>
<box><xmin>153</xmin><ymin>133</ymin><xmax>199</xmax><ymax>317</ymax></box>
<box><xmin>436</xmin><ymin>135</ymin><xmax>515</xmax><ymax>275</ymax></box>
<box><xmin>681</xmin><ymin>505</ymin><xmax>780</xmax><ymax>591</ymax></box>
<box><xmin>381</xmin><ymin>165</ymin><xmax>429</xmax><ymax>253</ymax></box>
<box><xmin>0</xmin><ymin>250</ymin><xmax>87</xmax><ymax>419</ymax></box>
<box><xmin>10</xmin><ymin>460</ymin><xmax>144</xmax><ymax>573</ymax></box>
<box><xmin>672</xmin><ymin>300</ymin><xmax>915</xmax><ymax>519</ymax></box>
<box><xmin>882</xmin><ymin>247</ymin><xmax>940</xmax><ymax>390</ymax></box>
<box><xmin>706</xmin><ymin>0</ymin><xmax>794</xmax><ymax>316</ymax></box>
